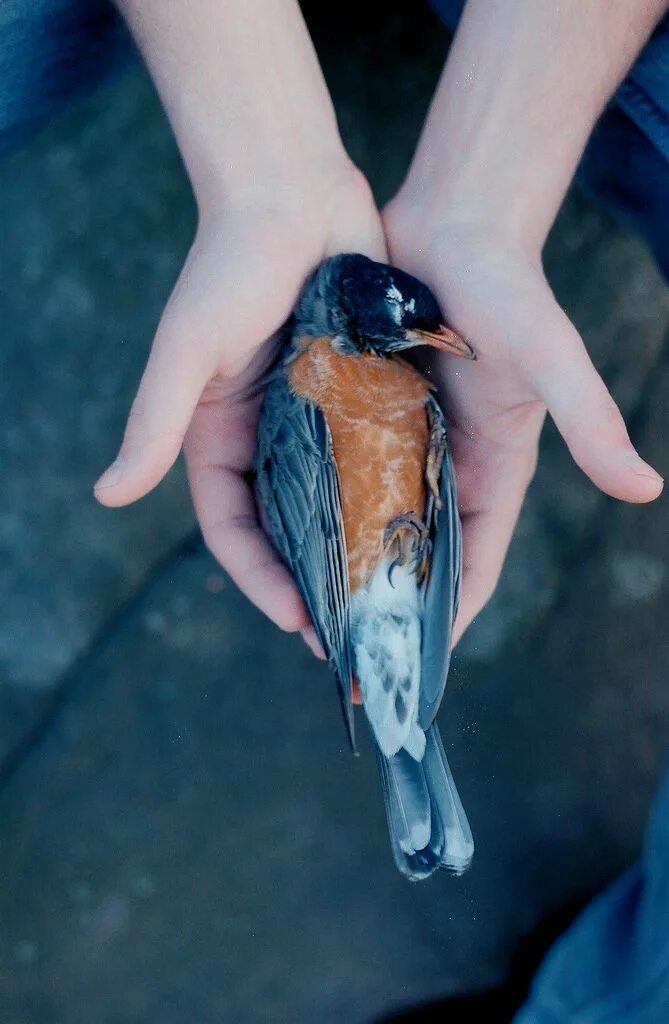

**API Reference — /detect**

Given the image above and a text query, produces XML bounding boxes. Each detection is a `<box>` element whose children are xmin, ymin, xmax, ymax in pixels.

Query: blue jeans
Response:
<box><xmin>515</xmin><ymin>770</ymin><xmax>669</xmax><ymax>1024</ymax></box>
<box><xmin>0</xmin><ymin>0</ymin><xmax>132</xmax><ymax>153</ymax></box>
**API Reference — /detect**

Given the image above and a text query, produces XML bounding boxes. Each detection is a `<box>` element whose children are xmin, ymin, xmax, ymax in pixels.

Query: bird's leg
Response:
<box><xmin>384</xmin><ymin>512</ymin><xmax>432</xmax><ymax>585</ymax></box>
<box><xmin>425</xmin><ymin>397</ymin><xmax>447</xmax><ymax>509</ymax></box>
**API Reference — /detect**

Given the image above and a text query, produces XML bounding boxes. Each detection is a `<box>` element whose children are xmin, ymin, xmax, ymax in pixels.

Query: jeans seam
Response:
<box><xmin>616</xmin><ymin>78</ymin><xmax>669</xmax><ymax>163</ymax></box>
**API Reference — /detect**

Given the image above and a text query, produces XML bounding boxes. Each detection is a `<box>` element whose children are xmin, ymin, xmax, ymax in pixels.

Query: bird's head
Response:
<box><xmin>294</xmin><ymin>253</ymin><xmax>476</xmax><ymax>360</ymax></box>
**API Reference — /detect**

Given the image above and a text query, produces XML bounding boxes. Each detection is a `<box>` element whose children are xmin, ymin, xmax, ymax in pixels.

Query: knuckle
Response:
<box><xmin>122</xmin><ymin>408</ymin><xmax>183</xmax><ymax>460</ymax></box>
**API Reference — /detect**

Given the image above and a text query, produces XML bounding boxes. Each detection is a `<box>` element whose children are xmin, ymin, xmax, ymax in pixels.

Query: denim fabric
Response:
<box><xmin>617</xmin><ymin>20</ymin><xmax>669</xmax><ymax>164</ymax></box>
<box><xmin>431</xmin><ymin>1</ymin><xmax>669</xmax><ymax>280</ymax></box>
<box><xmin>514</xmin><ymin>770</ymin><xmax>669</xmax><ymax>1024</ymax></box>
<box><xmin>578</xmin><ymin>105</ymin><xmax>669</xmax><ymax>281</ymax></box>
<box><xmin>0</xmin><ymin>0</ymin><xmax>133</xmax><ymax>153</ymax></box>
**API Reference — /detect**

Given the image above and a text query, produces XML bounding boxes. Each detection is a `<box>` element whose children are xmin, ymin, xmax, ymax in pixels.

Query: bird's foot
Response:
<box><xmin>426</xmin><ymin>399</ymin><xmax>447</xmax><ymax>508</ymax></box>
<box><xmin>384</xmin><ymin>512</ymin><xmax>431</xmax><ymax>585</ymax></box>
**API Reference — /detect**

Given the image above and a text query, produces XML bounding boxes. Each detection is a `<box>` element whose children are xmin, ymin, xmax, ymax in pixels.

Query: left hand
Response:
<box><xmin>383</xmin><ymin>210</ymin><xmax>663</xmax><ymax>645</ymax></box>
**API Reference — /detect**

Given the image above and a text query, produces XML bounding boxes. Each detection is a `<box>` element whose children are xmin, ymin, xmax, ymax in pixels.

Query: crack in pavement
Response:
<box><xmin>0</xmin><ymin>530</ymin><xmax>203</xmax><ymax>792</ymax></box>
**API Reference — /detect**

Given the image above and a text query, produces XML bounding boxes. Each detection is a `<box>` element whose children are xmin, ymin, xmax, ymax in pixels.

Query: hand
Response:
<box><xmin>381</xmin><ymin>0</ymin><xmax>666</xmax><ymax>645</ymax></box>
<box><xmin>95</xmin><ymin>168</ymin><xmax>385</xmax><ymax>637</ymax></box>
<box><xmin>383</xmin><ymin>212</ymin><xmax>664</xmax><ymax>644</ymax></box>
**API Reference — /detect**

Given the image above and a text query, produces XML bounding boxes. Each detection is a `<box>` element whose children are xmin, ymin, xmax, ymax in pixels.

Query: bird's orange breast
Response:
<box><xmin>290</xmin><ymin>338</ymin><xmax>432</xmax><ymax>592</ymax></box>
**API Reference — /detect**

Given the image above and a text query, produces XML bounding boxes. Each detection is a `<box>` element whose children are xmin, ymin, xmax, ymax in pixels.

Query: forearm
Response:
<box><xmin>115</xmin><ymin>0</ymin><xmax>351</xmax><ymax>214</ymax></box>
<box><xmin>394</xmin><ymin>0</ymin><xmax>668</xmax><ymax>254</ymax></box>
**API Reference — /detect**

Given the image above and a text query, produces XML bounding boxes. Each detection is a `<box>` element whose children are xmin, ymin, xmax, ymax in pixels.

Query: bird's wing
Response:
<box><xmin>418</xmin><ymin>395</ymin><xmax>462</xmax><ymax>730</ymax></box>
<box><xmin>256</xmin><ymin>370</ymin><xmax>355</xmax><ymax>748</ymax></box>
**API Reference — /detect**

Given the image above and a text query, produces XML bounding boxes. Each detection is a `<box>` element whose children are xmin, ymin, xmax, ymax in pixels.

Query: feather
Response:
<box><xmin>376</xmin><ymin>724</ymin><xmax>474</xmax><ymax>880</ymax></box>
<box><xmin>256</xmin><ymin>372</ymin><xmax>355</xmax><ymax>748</ymax></box>
<box><xmin>351</xmin><ymin>557</ymin><xmax>422</xmax><ymax>758</ymax></box>
<box><xmin>418</xmin><ymin>395</ymin><xmax>462</xmax><ymax>730</ymax></box>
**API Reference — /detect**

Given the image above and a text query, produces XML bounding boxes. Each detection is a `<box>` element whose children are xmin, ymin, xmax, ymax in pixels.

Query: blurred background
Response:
<box><xmin>1</xmin><ymin>3</ymin><xmax>668</xmax><ymax>1022</ymax></box>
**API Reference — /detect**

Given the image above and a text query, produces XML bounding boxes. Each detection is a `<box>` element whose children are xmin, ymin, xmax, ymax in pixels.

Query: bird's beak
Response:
<box><xmin>406</xmin><ymin>325</ymin><xmax>477</xmax><ymax>360</ymax></box>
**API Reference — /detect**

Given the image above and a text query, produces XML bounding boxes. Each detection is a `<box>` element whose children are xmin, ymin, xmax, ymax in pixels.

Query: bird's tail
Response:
<box><xmin>375</xmin><ymin>723</ymin><xmax>474</xmax><ymax>880</ymax></box>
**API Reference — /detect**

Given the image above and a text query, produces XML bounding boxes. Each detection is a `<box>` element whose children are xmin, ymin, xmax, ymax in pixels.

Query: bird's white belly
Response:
<box><xmin>350</xmin><ymin>556</ymin><xmax>426</xmax><ymax>762</ymax></box>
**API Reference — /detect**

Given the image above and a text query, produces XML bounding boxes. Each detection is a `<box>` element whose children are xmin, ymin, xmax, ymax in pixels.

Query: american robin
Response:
<box><xmin>256</xmin><ymin>253</ymin><xmax>476</xmax><ymax>880</ymax></box>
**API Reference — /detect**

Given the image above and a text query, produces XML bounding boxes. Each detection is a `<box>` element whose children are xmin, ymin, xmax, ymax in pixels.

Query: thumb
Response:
<box><xmin>94</xmin><ymin>319</ymin><xmax>215</xmax><ymax>507</ymax></box>
<box><xmin>94</xmin><ymin>222</ymin><xmax>310</xmax><ymax>509</ymax></box>
<box><xmin>529</xmin><ymin>311</ymin><xmax>663</xmax><ymax>503</ymax></box>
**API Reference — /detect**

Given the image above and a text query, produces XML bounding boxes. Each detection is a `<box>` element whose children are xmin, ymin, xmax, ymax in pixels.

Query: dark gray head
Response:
<box><xmin>293</xmin><ymin>253</ymin><xmax>475</xmax><ymax>359</ymax></box>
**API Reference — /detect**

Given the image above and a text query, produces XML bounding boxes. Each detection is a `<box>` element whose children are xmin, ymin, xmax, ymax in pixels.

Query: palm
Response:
<box><xmin>178</xmin><ymin>220</ymin><xmax>320</xmax><ymax>631</ymax></box>
<box><xmin>96</xmin><ymin>178</ymin><xmax>386</xmax><ymax>638</ymax></box>
<box><xmin>386</xmin><ymin>228</ymin><xmax>663</xmax><ymax>641</ymax></box>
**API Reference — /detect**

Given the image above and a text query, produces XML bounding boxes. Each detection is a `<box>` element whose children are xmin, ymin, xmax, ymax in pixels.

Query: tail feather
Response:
<box><xmin>376</xmin><ymin>723</ymin><xmax>474</xmax><ymax>880</ymax></box>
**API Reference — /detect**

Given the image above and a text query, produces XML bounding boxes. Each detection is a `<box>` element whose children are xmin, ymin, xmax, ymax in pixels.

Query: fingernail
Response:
<box><xmin>94</xmin><ymin>458</ymin><xmax>125</xmax><ymax>491</ymax></box>
<box><xmin>625</xmin><ymin>452</ymin><xmax>663</xmax><ymax>484</ymax></box>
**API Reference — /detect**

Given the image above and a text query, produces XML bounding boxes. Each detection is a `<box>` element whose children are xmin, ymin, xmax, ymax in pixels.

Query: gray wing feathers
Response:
<box><xmin>419</xmin><ymin>400</ymin><xmax>462</xmax><ymax>731</ymax></box>
<box><xmin>381</xmin><ymin>747</ymin><xmax>431</xmax><ymax>854</ymax></box>
<box><xmin>377</xmin><ymin>723</ymin><xmax>473</xmax><ymax>880</ymax></box>
<box><xmin>256</xmin><ymin>373</ymin><xmax>354</xmax><ymax>747</ymax></box>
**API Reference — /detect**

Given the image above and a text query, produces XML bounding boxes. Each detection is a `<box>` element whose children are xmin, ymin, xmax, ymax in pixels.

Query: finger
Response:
<box><xmin>184</xmin><ymin>399</ymin><xmax>309</xmax><ymax>634</ymax></box>
<box><xmin>192</xmin><ymin>461</ymin><xmax>309</xmax><ymax>633</ymax></box>
<box><xmin>451</xmin><ymin>429</ymin><xmax>538</xmax><ymax>646</ymax></box>
<box><xmin>453</xmin><ymin>506</ymin><xmax>520</xmax><ymax>647</ymax></box>
<box><xmin>301</xmin><ymin>625</ymin><xmax>326</xmax><ymax>660</ymax></box>
<box><xmin>93</xmin><ymin>229</ymin><xmax>302</xmax><ymax>510</ymax></box>
<box><xmin>94</xmin><ymin>321</ymin><xmax>215</xmax><ymax>507</ymax></box>
<box><xmin>525</xmin><ymin>311</ymin><xmax>663</xmax><ymax>503</ymax></box>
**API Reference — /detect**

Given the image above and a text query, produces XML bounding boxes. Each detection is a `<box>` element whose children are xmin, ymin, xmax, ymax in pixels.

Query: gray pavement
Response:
<box><xmin>1</xmin><ymin>5</ymin><xmax>668</xmax><ymax>1023</ymax></box>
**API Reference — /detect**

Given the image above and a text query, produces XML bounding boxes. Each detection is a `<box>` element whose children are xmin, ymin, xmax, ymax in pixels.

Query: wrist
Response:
<box><xmin>198</xmin><ymin>153</ymin><xmax>373</xmax><ymax>245</ymax></box>
<box><xmin>194</xmin><ymin>135</ymin><xmax>361</xmax><ymax>225</ymax></box>
<box><xmin>116</xmin><ymin>0</ymin><xmax>352</xmax><ymax>221</ymax></box>
<box><xmin>383</xmin><ymin>189</ymin><xmax>544</xmax><ymax>280</ymax></box>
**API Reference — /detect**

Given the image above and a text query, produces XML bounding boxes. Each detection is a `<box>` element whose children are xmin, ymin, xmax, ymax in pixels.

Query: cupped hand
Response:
<box><xmin>383</xmin><ymin>212</ymin><xmax>664</xmax><ymax>644</ymax></box>
<box><xmin>94</xmin><ymin>168</ymin><xmax>385</xmax><ymax>638</ymax></box>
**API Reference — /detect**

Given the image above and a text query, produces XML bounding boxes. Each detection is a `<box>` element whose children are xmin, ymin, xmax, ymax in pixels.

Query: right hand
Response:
<box><xmin>95</xmin><ymin>165</ymin><xmax>385</xmax><ymax>641</ymax></box>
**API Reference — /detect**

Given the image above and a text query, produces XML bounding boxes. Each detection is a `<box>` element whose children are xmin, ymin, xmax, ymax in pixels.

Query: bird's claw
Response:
<box><xmin>384</xmin><ymin>512</ymin><xmax>431</xmax><ymax>586</ymax></box>
<box><xmin>426</xmin><ymin>399</ymin><xmax>447</xmax><ymax>507</ymax></box>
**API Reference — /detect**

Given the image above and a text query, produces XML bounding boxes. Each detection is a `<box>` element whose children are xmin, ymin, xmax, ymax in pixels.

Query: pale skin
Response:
<box><xmin>98</xmin><ymin>0</ymin><xmax>667</xmax><ymax>653</ymax></box>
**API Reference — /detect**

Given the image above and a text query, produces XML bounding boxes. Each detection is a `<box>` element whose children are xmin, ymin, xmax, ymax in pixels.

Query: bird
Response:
<box><xmin>255</xmin><ymin>253</ymin><xmax>476</xmax><ymax>880</ymax></box>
